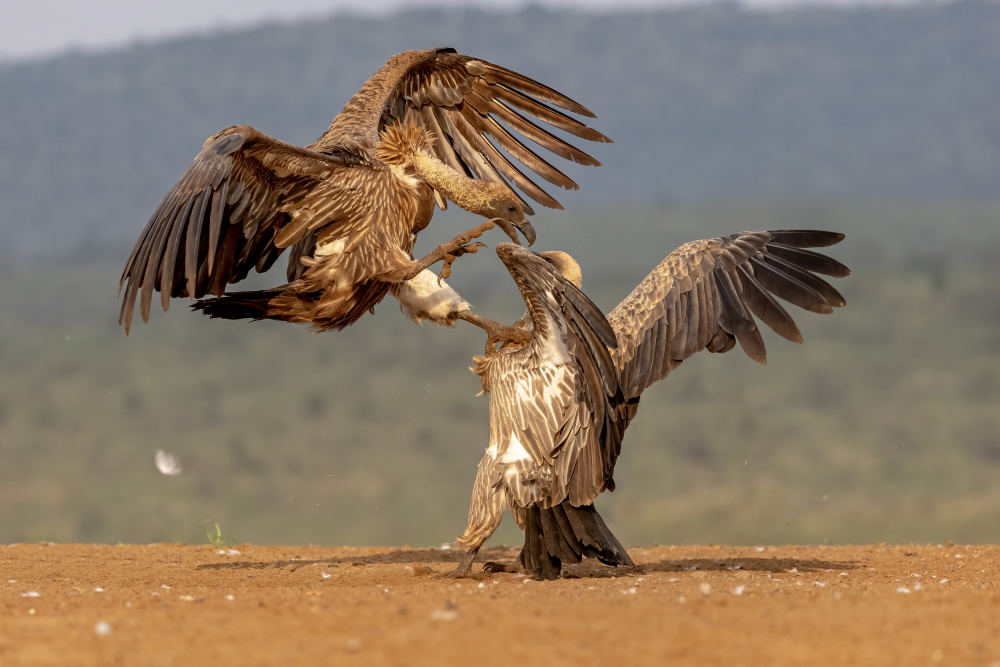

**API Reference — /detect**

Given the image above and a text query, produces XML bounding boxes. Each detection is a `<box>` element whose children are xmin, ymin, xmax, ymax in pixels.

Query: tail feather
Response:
<box><xmin>522</xmin><ymin>502</ymin><xmax>633</xmax><ymax>580</ymax></box>
<box><xmin>191</xmin><ymin>288</ymin><xmax>287</xmax><ymax>321</ymax></box>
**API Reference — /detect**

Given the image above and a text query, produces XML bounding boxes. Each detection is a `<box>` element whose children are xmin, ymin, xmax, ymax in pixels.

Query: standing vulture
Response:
<box><xmin>449</xmin><ymin>231</ymin><xmax>851</xmax><ymax>579</ymax></box>
<box><xmin>118</xmin><ymin>48</ymin><xmax>609</xmax><ymax>333</ymax></box>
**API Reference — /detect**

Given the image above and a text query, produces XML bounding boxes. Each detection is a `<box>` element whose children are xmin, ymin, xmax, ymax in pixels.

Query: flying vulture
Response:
<box><xmin>449</xmin><ymin>231</ymin><xmax>851</xmax><ymax>579</ymax></box>
<box><xmin>118</xmin><ymin>48</ymin><xmax>609</xmax><ymax>333</ymax></box>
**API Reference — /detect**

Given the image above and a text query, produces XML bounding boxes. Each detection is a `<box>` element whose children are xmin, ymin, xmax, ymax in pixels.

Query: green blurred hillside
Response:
<box><xmin>3</xmin><ymin>2</ymin><xmax>1000</xmax><ymax>256</ymax></box>
<box><xmin>3</xmin><ymin>204</ymin><xmax>1000</xmax><ymax>547</ymax></box>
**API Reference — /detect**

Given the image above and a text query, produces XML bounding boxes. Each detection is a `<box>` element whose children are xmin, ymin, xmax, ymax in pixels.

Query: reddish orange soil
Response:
<box><xmin>2</xmin><ymin>543</ymin><xmax>999</xmax><ymax>666</ymax></box>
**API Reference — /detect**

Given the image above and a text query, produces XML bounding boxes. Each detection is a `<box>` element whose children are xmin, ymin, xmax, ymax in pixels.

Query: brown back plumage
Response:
<box><xmin>119</xmin><ymin>48</ymin><xmax>609</xmax><ymax>333</ymax></box>
<box><xmin>482</xmin><ymin>231</ymin><xmax>849</xmax><ymax>507</ymax></box>
<box><xmin>457</xmin><ymin>232</ymin><xmax>849</xmax><ymax>578</ymax></box>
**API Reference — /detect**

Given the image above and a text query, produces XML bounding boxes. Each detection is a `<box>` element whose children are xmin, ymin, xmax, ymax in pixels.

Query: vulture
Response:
<box><xmin>118</xmin><ymin>48</ymin><xmax>609</xmax><ymax>333</ymax></box>
<box><xmin>448</xmin><ymin>231</ymin><xmax>851</xmax><ymax>579</ymax></box>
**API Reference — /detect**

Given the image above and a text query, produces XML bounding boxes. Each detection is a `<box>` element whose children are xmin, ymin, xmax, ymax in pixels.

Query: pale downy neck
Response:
<box><xmin>411</xmin><ymin>154</ymin><xmax>498</xmax><ymax>218</ymax></box>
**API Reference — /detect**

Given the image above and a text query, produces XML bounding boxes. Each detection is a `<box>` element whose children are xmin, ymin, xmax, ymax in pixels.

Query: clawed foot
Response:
<box><xmin>405</xmin><ymin>217</ymin><xmax>528</xmax><ymax>283</ymax></box>
<box><xmin>455</xmin><ymin>312</ymin><xmax>531</xmax><ymax>354</ymax></box>
<box><xmin>485</xmin><ymin>324</ymin><xmax>531</xmax><ymax>354</ymax></box>
<box><xmin>437</xmin><ymin>239</ymin><xmax>486</xmax><ymax>282</ymax></box>
<box><xmin>445</xmin><ymin>547</ymin><xmax>480</xmax><ymax>579</ymax></box>
<box><xmin>436</xmin><ymin>216</ymin><xmax>527</xmax><ymax>280</ymax></box>
<box><xmin>483</xmin><ymin>561</ymin><xmax>522</xmax><ymax>574</ymax></box>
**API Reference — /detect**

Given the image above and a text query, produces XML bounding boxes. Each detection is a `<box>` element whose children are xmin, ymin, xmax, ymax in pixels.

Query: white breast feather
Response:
<box><xmin>539</xmin><ymin>300</ymin><xmax>572</xmax><ymax>365</ymax></box>
<box><xmin>394</xmin><ymin>270</ymin><xmax>470</xmax><ymax>325</ymax></box>
<box><xmin>500</xmin><ymin>433</ymin><xmax>532</xmax><ymax>464</ymax></box>
<box><xmin>389</xmin><ymin>163</ymin><xmax>421</xmax><ymax>192</ymax></box>
<box><xmin>314</xmin><ymin>236</ymin><xmax>347</xmax><ymax>260</ymax></box>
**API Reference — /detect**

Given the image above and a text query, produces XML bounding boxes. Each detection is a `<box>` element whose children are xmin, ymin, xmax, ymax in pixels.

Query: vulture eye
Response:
<box><xmin>544</xmin><ymin>257</ymin><xmax>553</xmax><ymax>263</ymax></box>
<box><xmin>508</xmin><ymin>205</ymin><xmax>517</xmax><ymax>212</ymax></box>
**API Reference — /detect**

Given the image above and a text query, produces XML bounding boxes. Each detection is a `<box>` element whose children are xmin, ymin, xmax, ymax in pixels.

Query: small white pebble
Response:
<box><xmin>699</xmin><ymin>582</ymin><xmax>711</xmax><ymax>595</ymax></box>
<box><xmin>636</xmin><ymin>576</ymin><xmax>645</xmax><ymax>583</ymax></box>
<box><xmin>939</xmin><ymin>579</ymin><xmax>949</xmax><ymax>584</ymax></box>
<box><xmin>868</xmin><ymin>567</ymin><xmax>876</xmax><ymax>571</ymax></box>
<box><xmin>217</xmin><ymin>549</ymin><xmax>240</xmax><ymax>556</ymax></box>
<box><xmin>439</xmin><ymin>544</ymin><xmax>452</xmax><ymax>551</ymax></box>
<box><xmin>477</xmin><ymin>583</ymin><xmax>485</xmax><ymax>589</ymax></box>
<box><xmin>94</xmin><ymin>621</ymin><xmax>112</xmax><ymax>635</ymax></box>
<box><xmin>813</xmin><ymin>582</ymin><xmax>826</xmax><ymax>587</ymax></box>
<box><xmin>225</xmin><ymin>594</ymin><xmax>234</xmax><ymax>601</ymax></box>
<box><xmin>914</xmin><ymin>583</ymin><xmax>924</xmax><ymax>591</ymax></box>
<box><xmin>954</xmin><ymin>554</ymin><xmax>962</xmax><ymax>559</ymax></box>
<box><xmin>896</xmin><ymin>587</ymin><xmax>911</xmax><ymax>594</ymax></box>
<box><xmin>911</xmin><ymin>573</ymin><xmax>921</xmax><ymax>578</ymax></box>
<box><xmin>622</xmin><ymin>587</ymin><xmax>637</xmax><ymax>595</ymax></box>
<box><xmin>7</xmin><ymin>580</ymin><xmax>15</xmax><ymax>584</ymax></box>
<box><xmin>668</xmin><ymin>577</ymin><xmax>679</xmax><ymax>583</ymax></box>
<box><xmin>733</xmin><ymin>586</ymin><xmax>745</xmax><ymax>596</ymax></box>
<box><xmin>94</xmin><ymin>587</ymin><xmax>105</xmax><ymax>592</ymax></box>
<box><xmin>28</xmin><ymin>609</ymin><xmax>35</xmax><ymax>615</ymax></box>
<box><xmin>21</xmin><ymin>592</ymin><xmax>40</xmax><ymax>598</ymax></box>
<box><xmin>178</xmin><ymin>595</ymin><xmax>194</xmax><ymax>601</ymax></box>
<box><xmin>789</xmin><ymin>568</ymin><xmax>798</xmax><ymax>573</ymax></box>
<box><xmin>160</xmin><ymin>584</ymin><xmax>171</xmax><ymax>589</ymax></box>
<box><xmin>321</xmin><ymin>572</ymin><xmax>331</xmax><ymax>579</ymax></box>
<box><xmin>755</xmin><ymin>546</ymin><xmax>766</xmax><ymax>552</ymax></box>
<box><xmin>586</xmin><ymin>586</ymin><xmax>596</xmax><ymax>591</ymax></box>
<box><xmin>839</xmin><ymin>572</ymin><xmax>848</xmax><ymax>577</ymax></box>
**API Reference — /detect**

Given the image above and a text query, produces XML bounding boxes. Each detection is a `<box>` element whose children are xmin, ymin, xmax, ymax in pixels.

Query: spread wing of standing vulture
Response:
<box><xmin>118</xmin><ymin>48</ymin><xmax>610</xmax><ymax>333</ymax></box>
<box><xmin>448</xmin><ymin>231</ymin><xmax>851</xmax><ymax>579</ymax></box>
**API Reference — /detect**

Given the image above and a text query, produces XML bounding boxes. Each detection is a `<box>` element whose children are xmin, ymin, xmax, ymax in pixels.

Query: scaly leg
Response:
<box><xmin>446</xmin><ymin>546</ymin><xmax>482</xmax><ymax>579</ymax></box>
<box><xmin>399</xmin><ymin>217</ymin><xmax>523</xmax><ymax>282</ymax></box>
<box><xmin>456</xmin><ymin>311</ymin><xmax>531</xmax><ymax>354</ymax></box>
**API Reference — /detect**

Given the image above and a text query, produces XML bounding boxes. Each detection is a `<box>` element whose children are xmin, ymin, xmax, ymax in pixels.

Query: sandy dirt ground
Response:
<box><xmin>2</xmin><ymin>542</ymin><xmax>999</xmax><ymax>666</ymax></box>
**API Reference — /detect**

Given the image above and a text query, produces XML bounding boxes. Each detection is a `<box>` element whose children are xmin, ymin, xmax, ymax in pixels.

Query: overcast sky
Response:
<box><xmin>3</xmin><ymin>0</ymin><xmax>919</xmax><ymax>63</ymax></box>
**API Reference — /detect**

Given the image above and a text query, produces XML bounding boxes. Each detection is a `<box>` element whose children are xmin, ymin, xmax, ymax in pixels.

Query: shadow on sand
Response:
<box><xmin>196</xmin><ymin>546</ymin><xmax>518</xmax><ymax>572</ymax></box>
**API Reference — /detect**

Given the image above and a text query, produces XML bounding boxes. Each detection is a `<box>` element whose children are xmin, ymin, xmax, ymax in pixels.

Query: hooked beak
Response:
<box><xmin>514</xmin><ymin>219</ymin><xmax>536</xmax><ymax>246</ymax></box>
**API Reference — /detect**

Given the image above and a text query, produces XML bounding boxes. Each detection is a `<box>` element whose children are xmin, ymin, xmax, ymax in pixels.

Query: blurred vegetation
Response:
<box><xmin>3</xmin><ymin>2</ymin><xmax>1000</xmax><ymax>257</ymax></box>
<box><xmin>3</xmin><ymin>3</ymin><xmax>1000</xmax><ymax>547</ymax></box>
<box><xmin>2</xmin><ymin>203</ymin><xmax>1000</xmax><ymax>547</ymax></box>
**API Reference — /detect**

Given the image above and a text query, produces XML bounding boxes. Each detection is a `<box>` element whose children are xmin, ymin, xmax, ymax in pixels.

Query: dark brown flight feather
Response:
<box><xmin>453</xmin><ymin>231</ymin><xmax>849</xmax><ymax>579</ymax></box>
<box><xmin>119</xmin><ymin>48</ymin><xmax>608</xmax><ymax>333</ymax></box>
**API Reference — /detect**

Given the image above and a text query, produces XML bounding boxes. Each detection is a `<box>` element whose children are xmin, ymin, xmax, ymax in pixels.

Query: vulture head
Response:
<box><xmin>495</xmin><ymin>243</ymin><xmax>616</xmax><ymax>349</ymax></box>
<box><xmin>480</xmin><ymin>184</ymin><xmax>535</xmax><ymax>245</ymax></box>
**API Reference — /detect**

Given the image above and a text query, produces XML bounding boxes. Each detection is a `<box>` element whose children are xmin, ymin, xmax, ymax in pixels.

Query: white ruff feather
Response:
<box><xmin>314</xmin><ymin>236</ymin><xmax>346</xmax><ymax>259</ymax></box>
<box><xmin>500</xmin><ymin>433</ymin><xmax>531</xmax><ymax>464</ymax></box>
<box><xmin>389</xmin><ymin>163</ymin><xmax>421</xmax><ymax>192</ymax></box>
<box><xmin>394</xmin><ymin>270</ymin><xmax>470</xmax><ymax>325</ymax></box>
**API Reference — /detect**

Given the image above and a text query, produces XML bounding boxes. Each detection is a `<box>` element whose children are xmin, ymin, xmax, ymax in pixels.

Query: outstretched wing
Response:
<box><xmin>119</xmin><ymin>125</ymin><xmax>380</xmax><ymax>333</ymax></box>
<box><xmin>606</xmin><ymin>230</ymin><xmax>851</xmax><ymax>401</ymax></box>
<box><xmin>492</xmin><ymin>244</ymin><xmax>627</xmax><ymax>508</ymax></box>
<box><xmin>312</xmin><ymin>48</ymin><xmax>610</xmax><ymax>214</ymax></box>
